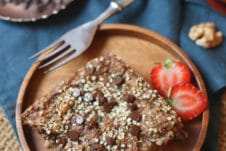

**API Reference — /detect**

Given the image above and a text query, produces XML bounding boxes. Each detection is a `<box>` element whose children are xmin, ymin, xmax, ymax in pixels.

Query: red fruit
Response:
<box><xmin>169</xmin><ymin>83</ymin><xmax>207</xmax><ymax>121</ymax></box>
<box><xmin>151</xmin><ymin>59</ymin><xmax>191</xmax><ymax>97</ymax></box>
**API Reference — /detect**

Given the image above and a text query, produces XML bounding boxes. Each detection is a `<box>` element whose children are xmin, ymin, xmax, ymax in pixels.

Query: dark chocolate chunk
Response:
<box><xmin>67</xmin><ymin>130</ymin><xmax>79</xmax><ymax>141</ymax></box>
<box><xmin>124</xmin><ymin>94</ymin><xmax>135</xmax><ymax>103</ymax></box>
<box><xmin>105</xmin><ymin>136</ymin><xmax>115</xmax><ymax>146</ymax></box>
<box><xmin>129</xmin><ymin>111</ymin><xmax>141</xmax><ymax>122</ymax></box>
<box><xmin>88</xmin><ymin>121</ymin><xmax>98</xmax><ymax>129</ymax></box>
<box><xmin>103</xmin><ymin>101</ymin><xmax>118</xmax><ymax>113</ymax></box>
<box><xmin>130</xmin><ymin>125</ymin><xmax>141</xmax><ymax>137</ymax></box>
<box><xmin>111</xmin><ymin>100</ymin><xmax>118</xmax><ymax>106</ymax></box>
<box><xmin>95</xmin><ymin>90</ymin><xmax>107</xmax><ymax>105</ymax></box>
<box><xmin>59</xmin><ymin>137</ymin><xmax>67</xmax><ymax>146</ymax></box>
<box><xmin>48</xmin><ymin>132</ymin><xmax>58</xmax><ymax>140</ymax></box>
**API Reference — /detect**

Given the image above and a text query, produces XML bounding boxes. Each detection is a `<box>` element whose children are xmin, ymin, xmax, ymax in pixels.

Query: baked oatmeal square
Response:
<box><xmin>22</xmin><ymin>54</ymin><xmax>184</xmax><ymax>151</ymax></box>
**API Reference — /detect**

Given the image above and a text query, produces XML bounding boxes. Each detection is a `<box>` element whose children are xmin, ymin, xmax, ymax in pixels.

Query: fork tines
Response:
<box><xmin>29</xmin><ymin>40</ymin><xmax>76</xmax><ymax>73</ymax></box>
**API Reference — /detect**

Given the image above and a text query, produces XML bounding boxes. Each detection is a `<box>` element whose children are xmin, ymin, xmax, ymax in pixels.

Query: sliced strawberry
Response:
<box><xmin>168</xmin><ymin>83</ymin><xmax>207</xmax><ymax>121</ymax></box>
<box><xmin>151</xmin><ymin>59</ymin><xmax>191</xmax><ymax>97</ymax></box>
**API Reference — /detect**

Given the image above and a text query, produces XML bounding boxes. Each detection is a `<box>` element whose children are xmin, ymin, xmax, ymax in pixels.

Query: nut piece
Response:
<box><xmin>189</xmin><ymin>22</ymin><xmax>223</xmax><ymax>48</ymax></box>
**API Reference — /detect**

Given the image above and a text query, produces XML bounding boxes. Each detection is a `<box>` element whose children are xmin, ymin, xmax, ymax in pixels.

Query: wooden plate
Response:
<box><xmin>16</xmin><ymin>24</ymin><xmax>209</xmax><ymax>151</ymax></box>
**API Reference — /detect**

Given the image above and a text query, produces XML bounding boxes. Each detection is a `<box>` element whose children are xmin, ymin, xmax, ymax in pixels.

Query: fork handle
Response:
<box><xmin>95</xmin><ymin>0</ymin><xmax>134</xmax><ymax>24</ymax></box>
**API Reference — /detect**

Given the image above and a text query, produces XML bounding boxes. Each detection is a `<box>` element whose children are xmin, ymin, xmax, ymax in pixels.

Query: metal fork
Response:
<box><xmin>30</xmin><ymin>0</ymin><xmax>134</xmax><ymax>73</ymax></box>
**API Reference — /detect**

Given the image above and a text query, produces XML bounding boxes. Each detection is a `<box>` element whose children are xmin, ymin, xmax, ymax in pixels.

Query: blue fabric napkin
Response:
<box><xmin>0</xmin><ymin>0</ymin><xmax>225</xmax><ymax>150</ymax></box>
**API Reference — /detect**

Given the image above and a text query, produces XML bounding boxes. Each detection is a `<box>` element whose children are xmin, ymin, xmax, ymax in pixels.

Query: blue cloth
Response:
<box><xmin>0</xmin><ymin>0</ymin><xmax>225</xmax><ymax>150</ymax></box>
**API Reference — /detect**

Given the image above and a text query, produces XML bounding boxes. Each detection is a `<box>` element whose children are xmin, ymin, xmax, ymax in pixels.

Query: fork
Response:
<box><xmin>30</xmin><ymin>0</ymin><xmax>134</xmax><ymax>73</ymax></box>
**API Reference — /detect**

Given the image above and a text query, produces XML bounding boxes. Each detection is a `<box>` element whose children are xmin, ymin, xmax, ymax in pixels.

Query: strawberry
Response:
<box><xmin>150</xmin><ymin>59</ymin><xmax>191</xmax><ymax>97</ymax></box>
<box><xmin>168</xmin><ymin>83</ymin><xmax>207</xmax><ymax>121</ymax></box>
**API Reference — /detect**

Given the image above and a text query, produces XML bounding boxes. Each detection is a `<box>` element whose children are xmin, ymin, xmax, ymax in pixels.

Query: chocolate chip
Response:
<box><xmin>130</xmin><ymin>125</ymin><xmax>140</xmax><ymax>137</ymax></box>
<box><xmin>124</xmin><ymin>94</ymin><xmax>135</xmax><ymax>103</ymax></box>
<box><xmin>114</xmin><ymin>76</ymin><xmax>124</xmax><ymax>86</ymax></box>
<box><xmin>48</xmin><ymin>133</ymin><xmax>58</xmax><ymax>140</ymax></box>
<box><xmin>103</xmin><ymin>104</ymin><xmax>112</xmax><ymax>113</ymax></box>
<box><xmin>88</xmin><ymin>121</ymin><xmax>98</xmax><ymax>129</ymax></box>
<box><xmin>128</xmin><ymin>104</ymin><xmax>138</xmax><ymax>111</ymax></box>
<box><xmin>95</xmin><ymin>90</ymin><xmax>107</xmax><ymax>105</ymax></box>
<box><xmin>67</xmin><ymin>130</ymin><xmax>79</xmax><ymax>141</ymax></box>
<box><xmin>92</xmin><ymin>143</ymin><xmax>106</xmax><ymax>151</ymax></box>
<box><xmin>59</xmin><ymin>137</ymin><xmax>67</xmax><ymax>146</ymax></box>
<box><xmin>103</xmin><ymin>101</ymin><xmax>118</xmax><ymax>113</ymax></box>
<box><xmin>105</xmin><ymin>136</ymin><xmax>115</xmax><ymax>146</ymax></box>
<box><xmin>129</xmin><ymin>111</ymin><xmax>141</xmax><ymax>122</ymax></box>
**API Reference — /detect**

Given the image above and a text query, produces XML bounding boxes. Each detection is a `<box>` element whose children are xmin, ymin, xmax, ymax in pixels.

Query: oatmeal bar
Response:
<box><xmin>22</xmin><ymin>54</ymin><xmax>184</xmax><ymax>150</ymax></box>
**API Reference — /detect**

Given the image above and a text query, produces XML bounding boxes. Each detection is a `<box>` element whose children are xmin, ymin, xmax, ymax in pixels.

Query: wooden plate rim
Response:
<box><xmin>16</xmin><ymin>23</ymin><xmax>209</xmax><ymax>151</ymax></box>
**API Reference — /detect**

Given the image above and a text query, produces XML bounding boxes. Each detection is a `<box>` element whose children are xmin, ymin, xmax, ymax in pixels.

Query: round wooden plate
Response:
<box><xmin>16</xmin><ymin>24</ymin><xmax>209</xmax><ymax>151</ymax></box>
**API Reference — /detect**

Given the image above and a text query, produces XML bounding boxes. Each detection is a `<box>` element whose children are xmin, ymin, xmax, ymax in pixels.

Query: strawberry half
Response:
<box><xmin>151</xmin><ymin>59</ymin><xmax>191</xmax><ymax>97</ymax></box>
<box><xmin>168</xmin><ymin>83</ymin><xmax>207</xmax><ymax>121</ymax></box>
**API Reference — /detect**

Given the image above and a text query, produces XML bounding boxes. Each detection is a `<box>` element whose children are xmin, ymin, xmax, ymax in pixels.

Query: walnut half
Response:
<box><xmin>189</xmin><ymin>22</ymin><xmax>223</xmax><ymax>48</ymax></box>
